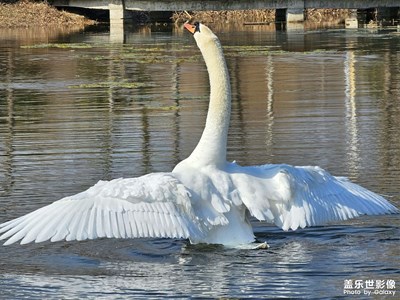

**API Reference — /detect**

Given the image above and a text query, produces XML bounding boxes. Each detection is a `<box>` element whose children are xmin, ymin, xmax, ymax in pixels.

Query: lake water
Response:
<box><xmin>0</xmin><ymin>24</ymin><xmax>399</xmax><ymax>299</ymax></box>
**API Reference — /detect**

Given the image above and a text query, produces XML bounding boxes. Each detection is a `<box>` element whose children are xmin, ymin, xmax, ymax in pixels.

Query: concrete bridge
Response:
<box><xmin>53</xmin><ymin>0</ymin><xmax>400</xmax><ymax>11</ymax></box>
<box><xmin>52</xmin><ymin>0</ymin><xmax>399</xmax><ymax>41</ymax></box>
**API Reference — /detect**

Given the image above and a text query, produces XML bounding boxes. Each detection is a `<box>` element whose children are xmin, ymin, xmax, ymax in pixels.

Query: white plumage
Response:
<box><xmin>0</xmin><ymin>23</ymin><xmax>398</xmax><ymax>247</ymax></box>
<box><xmin>0</xmin><ymin>174</ymin><xmax>204</xmax><ymax>245</ymax></box>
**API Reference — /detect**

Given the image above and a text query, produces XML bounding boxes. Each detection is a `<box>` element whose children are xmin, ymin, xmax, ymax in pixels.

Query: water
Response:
<box><xmin>0</xmin><ymin>24</ymin><xmax>399</xmax><ymax>299</ymax></box>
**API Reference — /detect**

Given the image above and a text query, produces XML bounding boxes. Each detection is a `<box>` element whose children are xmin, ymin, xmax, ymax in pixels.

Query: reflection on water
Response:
<box><xmin>344</xmin><ymin>49</ymin><xmax>360</xmax><ymax>177</ymax></box>
<box><xmin>0</xmin><ymin>27</ymin><xmax>86</xmax><ymax>47</ymax></box>
<box><xmin>0</xmin><ymin>26</ymin><xmax>399</xmax><ymax>298</ymax></box>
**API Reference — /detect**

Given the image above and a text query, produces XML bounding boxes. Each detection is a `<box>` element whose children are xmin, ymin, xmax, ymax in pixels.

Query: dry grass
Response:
<box><xmin>173</xmin><ymin>9</ymin><xmax>275</xmax><ymax>24</ymax></box>
<box><xmin>0</xmin><ymin>0</ymin><xmax>96</xmax><ymax>28</ymax></box>
<box><xmin>172</xmin><ymin>9</ymin><xmax>350</xmax><ymax>24</ymax></box>
<box><xmin>306</xmin><ymin>8</ymin><xmax>351</xmax><ymax>23</ymax></box>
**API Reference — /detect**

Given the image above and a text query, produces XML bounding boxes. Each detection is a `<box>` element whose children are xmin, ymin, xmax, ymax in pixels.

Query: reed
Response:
<box><xmin>305</xmin><ymin>8</ymin><xmax>351</xmax><ymax>23</ymax></box>
<box><xmin>172</xmin><ymin>9</ymin><xmax>351</xmax><ymax>25</ymax></box>
<box><xmin>173</xmin><ymin>9</ymin><xmax>275</xmax><ymax>24</ymax></box>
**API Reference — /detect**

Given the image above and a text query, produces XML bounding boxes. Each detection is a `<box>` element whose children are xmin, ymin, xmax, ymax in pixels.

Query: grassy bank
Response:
<box><xmin>0</xmin><ymin>0</ymin><xmax>96</xmax><ymax>28</ymax></box>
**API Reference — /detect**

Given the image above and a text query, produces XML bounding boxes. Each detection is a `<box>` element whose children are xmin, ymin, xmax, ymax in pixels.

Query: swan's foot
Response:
<box><xmin>253</xmin><ymin>241</ymin><xmax>269</xmax><ymax>250</ymax></box>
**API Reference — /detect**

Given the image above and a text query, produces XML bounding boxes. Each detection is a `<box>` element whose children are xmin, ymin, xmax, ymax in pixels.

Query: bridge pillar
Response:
<box><xmin>286</xmin><ymin>8</ymin><xmax>305</xmax><ymax>23</ymax></box>
<box><xmin>287</xmin><ymin>0</ymin><xmax>305</xmax><ymax>23</ymax></box>
<box><xmin>275</xmin><ymin>0</ymin><xmax>305</xmax><ymax>25</ymax></box>
<box><xmin>276</xmin><ymin>8</ymin><xmax>305</xmax><ymax>23</ymax></box>
<box><xmin>109</xmin><ymin>0</ymin><xmax>126</xmax><ymax>42</ymax></box>
<box><xmin>345</xmin><ymin>9</ymin><xmax>358</xmax><ymax>28</ymax></box>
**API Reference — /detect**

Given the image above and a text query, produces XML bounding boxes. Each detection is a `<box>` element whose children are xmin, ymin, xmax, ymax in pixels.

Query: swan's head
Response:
<box><xmin>184</xmin><ymin>22</ymin><xmax>219</xmax><ymax>49</ymax></box>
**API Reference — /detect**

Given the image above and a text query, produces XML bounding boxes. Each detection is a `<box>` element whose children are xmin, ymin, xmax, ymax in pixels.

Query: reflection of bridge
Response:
<box><xmin>53</xmin><ymin>0</ymin><xmax>400</xmax><ymax>39</ymax></box>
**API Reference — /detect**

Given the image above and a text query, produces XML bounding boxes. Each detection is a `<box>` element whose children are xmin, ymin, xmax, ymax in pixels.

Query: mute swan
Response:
<box><xmin>0</xmin><ymin>23</ymin><xmax>398</xmax><ymax>248</ymax></box>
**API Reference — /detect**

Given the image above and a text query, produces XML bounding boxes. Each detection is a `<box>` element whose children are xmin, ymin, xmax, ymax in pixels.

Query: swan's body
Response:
<box><xmin>0</xmin><ymin>23</ymin><xmax>398</xmax><ymax>247</ymax></box>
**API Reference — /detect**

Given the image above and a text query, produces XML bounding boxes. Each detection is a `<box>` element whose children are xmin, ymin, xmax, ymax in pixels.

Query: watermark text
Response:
<box><xmin>344</xmin><ymin>279</ymin><xmax>396</xmax><ymax>296</ymax></box>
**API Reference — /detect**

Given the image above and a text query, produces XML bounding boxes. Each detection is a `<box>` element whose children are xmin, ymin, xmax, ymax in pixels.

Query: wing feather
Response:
<box><xmin>74</xmin><ymin>209</ymin><xmax>88</xmax><ymax>241</ymax></box>
<box><xmin>127</xmin><ymin>211</ymin><xmax>138</xmax><ymax>237</ymax></box>
<box><xmin>135</xmin><ymin>213</ymin><xmax>144</xmax><ymax>237</ymax></box>
<box><xmin>95</xmin><ymin>208</ymin><xmax>105</xmax><ymax>238</ymax></box>
<box><xmin>0</xmin><ymin>173</ymin><xmax>203</xmax><ymax>245</ymax></box>
<box><xmin>100</xmin><ymin>210</ymin><xmax>109</xmax><ymax>238</ymax></box>
<box><xmin>230</xmin><ymin>163</ymin><xmax>398</xmax><ymax>231</ymax></box>
<box><xmin>122</xmin><ymin>211</ymin><xmax>132</xmax><ymax>238</ymax></box>
<box><xmin>86</xmin><ymin>206</ymin><xmax>97</xmax><ymax>241</ymax></box>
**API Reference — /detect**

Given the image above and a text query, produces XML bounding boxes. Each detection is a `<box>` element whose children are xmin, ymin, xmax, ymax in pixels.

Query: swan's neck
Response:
<box><xmin>186</xmin><ymin>37</ymin><xmax>231</xmax><ymax>167</ymax></box>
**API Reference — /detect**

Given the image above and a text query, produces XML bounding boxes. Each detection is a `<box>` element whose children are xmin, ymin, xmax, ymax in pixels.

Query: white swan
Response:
<box><xmin>0</xmin><ymin>23</ymin><xmax>398</xmax><ymax>247</ymax></box>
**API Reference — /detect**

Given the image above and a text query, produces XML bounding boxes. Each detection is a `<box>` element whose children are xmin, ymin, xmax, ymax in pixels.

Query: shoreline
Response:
<box><xmin>0</xmin><ymin>0</ymin><xmax>96</xmax><ymax>28</ymax></box>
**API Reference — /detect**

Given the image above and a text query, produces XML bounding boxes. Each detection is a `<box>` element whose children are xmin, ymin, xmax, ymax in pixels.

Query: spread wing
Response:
<box><xmin>0</xmin><ymin>173</ymin><xmax>204</xmax><ymax>245</ymax></box>
<box><xmin>229</xmin><ymin>163</ymin><xmax>399</xmax><ymax>231</ymax></box>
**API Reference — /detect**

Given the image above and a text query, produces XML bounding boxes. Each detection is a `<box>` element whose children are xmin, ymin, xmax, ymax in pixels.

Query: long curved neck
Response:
<box><xmin>188</xmin><ymin>37</ymin><xmax>231</xmax><ymax>167</ymax></box>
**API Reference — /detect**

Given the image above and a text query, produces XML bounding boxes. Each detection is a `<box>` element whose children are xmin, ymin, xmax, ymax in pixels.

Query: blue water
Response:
<box><xmin>0</xmin><ymin>25</ymin><xmax>399</xmax><ymax>299</ymax></box>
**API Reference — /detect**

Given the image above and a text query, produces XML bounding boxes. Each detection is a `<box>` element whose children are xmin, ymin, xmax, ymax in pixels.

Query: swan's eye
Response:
<box><xmin>194</xmin><ymin>22</ymin><xmax>201</xmax><ymax>33</ymax></box>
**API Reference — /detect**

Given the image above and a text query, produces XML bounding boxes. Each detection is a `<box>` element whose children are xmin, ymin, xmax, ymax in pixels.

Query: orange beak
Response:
<box><xmin>184</xmin><ymin>23</ymin><xmax>196</xmax><ymax>34</ymax></box>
